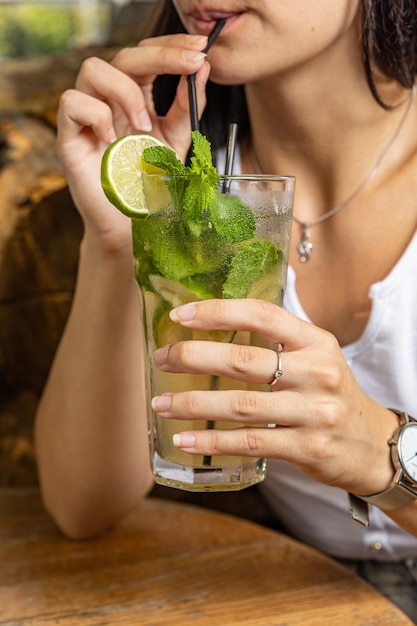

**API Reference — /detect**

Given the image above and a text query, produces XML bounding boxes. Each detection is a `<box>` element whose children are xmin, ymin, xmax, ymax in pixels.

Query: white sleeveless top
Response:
<box><xmin>216</xmin><ymin>147</ymin><xmax>417</xmax><ymax>560</ymax></box>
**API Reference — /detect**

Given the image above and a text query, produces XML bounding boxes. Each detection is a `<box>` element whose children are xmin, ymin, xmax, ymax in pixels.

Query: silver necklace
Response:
<box><xmin>250</xmin><ymin>84</ymin><xmax>416</xmax><ymax>262</ymax></box>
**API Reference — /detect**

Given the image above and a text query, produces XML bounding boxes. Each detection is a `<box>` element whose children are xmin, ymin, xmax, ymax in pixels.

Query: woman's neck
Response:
<box><xmin>243</xmin><ymin>75</ymin><xmax>416</xmax><ymax>223</ymax></box>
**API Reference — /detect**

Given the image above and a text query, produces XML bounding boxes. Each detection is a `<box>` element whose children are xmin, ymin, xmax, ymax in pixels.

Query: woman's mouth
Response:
<box><xmin>187</xmin><ymin>11</ymin><xmax>241</xmax><ymax>37</ymax></box>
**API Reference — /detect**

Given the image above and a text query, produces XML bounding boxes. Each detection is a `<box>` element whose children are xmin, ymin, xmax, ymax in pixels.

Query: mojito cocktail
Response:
<box><xmin>134</xmin><ymin>166</ymin><xmax>294</xmax><ymax>490</ymax></box>
<box><xmin>101</xmin><ymin>131</ymin><xmax>294</xmax><ymax>491</ymax></box>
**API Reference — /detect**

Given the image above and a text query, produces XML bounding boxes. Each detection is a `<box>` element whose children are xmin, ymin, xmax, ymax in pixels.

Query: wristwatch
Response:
<box><xmin>356</xmin><ymin>409</ymin><xmax>417</xmax><ymax>510</ymax></box>
<box><xmin>349</xmin><ymin>410</ymin><xmax>417</xmax><ymax>526</ymax></box>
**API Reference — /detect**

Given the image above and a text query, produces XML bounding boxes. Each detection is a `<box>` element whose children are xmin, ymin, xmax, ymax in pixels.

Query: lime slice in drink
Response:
<box><xmin>149</xmin><ymin>276</ymin><xmax>234</xmax><ymax>344</ymax></box>
<box><xmin>149</xmin><ymin>275</ymin><xmax>201</xmax><ymax>309</ymax></box>
<box><xmin>247</xmin><ymin>273</ymin><xmax>282</xmax><ymax>302</ymax></box>
<box><xmin>156</xmin><ymin>309</ymin><xmax>193</xmax><ymax>347</ymax></box>
<box><xmin>101</xmin><ymin>134</ymin><xmax>165</xmax><ymax>218</ymax></box>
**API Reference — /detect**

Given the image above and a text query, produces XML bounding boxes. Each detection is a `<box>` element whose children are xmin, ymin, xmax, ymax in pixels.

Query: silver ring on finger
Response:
<box><xmin>269</xmin><ymin>343</ymin><xmax>284</xmax><ymax>387</ymax></box>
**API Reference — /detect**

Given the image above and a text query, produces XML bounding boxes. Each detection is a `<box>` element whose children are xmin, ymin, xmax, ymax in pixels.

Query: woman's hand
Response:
<box><xmin>57</xmin><ymin>34</ymin><xmax>209</xmax><ymax>254</ymax></box>
<box><xmin>151</xmin><ymin>298</ymin><xmax>399</xmax><ymax>497</ymax></box>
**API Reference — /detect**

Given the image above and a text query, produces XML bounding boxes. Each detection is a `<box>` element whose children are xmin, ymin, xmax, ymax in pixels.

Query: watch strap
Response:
<box><xmin>356</xmin><ymin>480</ymin><xmax>417</xmax><ymax>510</ymax></box>
<box><xmin>348</xmin><ymin>493</ymin><xmax>369</xmax><ymax>527</ymax></box>
<box><xmin>388</xmin><ymin>408</ymin><xmax>411</xmax><ymax>426</ymax></box>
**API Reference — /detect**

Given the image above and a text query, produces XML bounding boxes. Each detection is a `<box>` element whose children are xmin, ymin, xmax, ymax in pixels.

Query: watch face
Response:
<box><xmin>399</xmin><ymin>423</ymin><xmax>417</xmax><ymax>482</ymax></box>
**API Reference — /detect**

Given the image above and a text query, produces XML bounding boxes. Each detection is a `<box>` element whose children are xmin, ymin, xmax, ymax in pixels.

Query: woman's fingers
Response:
<box><xmin>154</xmin><ymin>301</ymin><xmax>346</xmax><ymax>394</ymax></box>
<box><xmin>129</xmin><ymin>34</ymin><xmax>208</xmax><ymax>75</ymax></box>
<box><xmin>138</xmin><ymin>33</ymin><xmax>208</xmax><ymax>51</ymax></box>
<box><xmin>61</xmin><ymin>33</ymin><xmax>209</xmax><ymax>142</ymax></box>
<box><xmin>133</xmin><ymin>34</ymin><xmax>210</xmax><ymax>142</ymax></box>
<box><xmin>155</xmin><ymin>338</ymin><xmax>343</xmax><ymax>394</ymax></box>
<box><xmin>60</xmin><ymin>44</ymin><xmax>207</xmax><ymax>148</ymax></box>
<box><xmin>154</xmin><ymin>341</ymin><xmax>283</xmax><ymax>384</ymax></box>
<box><xmin>152</xmin><ymin>387</ymin><xmax>320</xmax><ymax>427</ymax></box>
<box><xmin>150</xmin><ymin>298</ymin><xmax>354</xmax><ymax>467</ymax></box>
<box><xmin>70</xmin><ymin>36</ymin><xmax>210</xmax><ymax>157</ymax></box>
<box><xmin>112</xmin><ymin>41</ymin><xmax>210</xmax><ymax>152</ymax></box>
<box><xmin>169</xmin><ymin>424</ymin><xmax>307</xmax><ymax>463</ymax></box>
<box><xmin>170</xmin><ymin>299</ymin><xmax>334</xmax><ymax>351</ymax></box>
<box><xmin>58</xmin><ymin>89</ymin><xmax>117</xmax><ymax>149</ymax></box>
<box><xmin>78</xmin><ymin>36</ymin><xmax>207</xmax><ymax>94</ymax></box>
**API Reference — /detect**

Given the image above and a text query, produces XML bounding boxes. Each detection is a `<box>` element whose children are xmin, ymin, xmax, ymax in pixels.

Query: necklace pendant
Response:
<box><xmin>297</xmin><ymin>225</ymin><xmax>313</xmax><ymax>263</ymax></box>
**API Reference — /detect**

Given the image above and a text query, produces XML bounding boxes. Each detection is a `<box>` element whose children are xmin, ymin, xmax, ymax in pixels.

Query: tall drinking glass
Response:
<box><xmin>133</xmin><ymin>174</ymin><xmax>295</xmax><ymax>491</ymax></box>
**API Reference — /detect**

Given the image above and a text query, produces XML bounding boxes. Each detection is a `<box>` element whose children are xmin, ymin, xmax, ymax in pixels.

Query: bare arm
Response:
<box><xmin>35</xmin><ymin>237</ymin><xmax>154</xmax><ymax>539</ymax></box>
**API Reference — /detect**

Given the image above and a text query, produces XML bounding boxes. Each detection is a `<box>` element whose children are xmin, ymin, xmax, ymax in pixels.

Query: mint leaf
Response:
<box><xmin>182</xmin><ymin>174</ymin><xmax>213</xmax><ymax>237</ymax></box>
<box><xmin>190</xmin><ymin>130</ymin><xmax>220</xmax><ymax>187</ymax></box>
<box><xmin>209</xmin><ymin>193</ymin><xmax>256</xmax><ymax>242</ymax></box>
<box><xmin>180</xmin><ymin>268</ymin><xmax>227</xmax><ymax>299</ymax></box>
<box><xmin>222</xmin><ymin>240</ymin><xmax>279</xmax><ymax>299</ymax></box>
<box><xmin>134</xmin><ymin>206</ymin><xmax>228</xmax><ymax>283</ymax></box>
<box><xmin>177</xmin><ymin>131</ymin><xmax>220</xmax><ymax>237</ymax></box>
<box><xmin>143</xmin><ymin>145</ymin><xmax>189</xmax><ymax>176</ymax></box>
<box><xmin>143</xmin><ymin>132</ymin><xmax>219</xmax><ymax>237</ymax></box>
<box><xmin>191</xmin><ymin>132</ymin><xmax>255</xmax><ymax>243</ymax></box>
<box><xmin>143</xmin><ymin>144</ymin><xmax>191</xmax><ymax>210</ymax></box>
<box><xmin>138</xmin><ymin>214</ymin><xmax>199</xmax><ymax>281</ymax></box>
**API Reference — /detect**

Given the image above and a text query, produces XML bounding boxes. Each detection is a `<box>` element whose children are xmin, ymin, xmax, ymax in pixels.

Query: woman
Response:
<box><xmin>35</xmin><ymin>0</ymin><xmax>417</xmax><ymax>618</ymax></box>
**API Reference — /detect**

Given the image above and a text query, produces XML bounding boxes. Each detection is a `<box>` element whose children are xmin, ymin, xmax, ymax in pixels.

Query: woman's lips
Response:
<box><xmin>188</xmin><ymin>12</ymin><xmax>240</xmax><ymax>37</ymax></box>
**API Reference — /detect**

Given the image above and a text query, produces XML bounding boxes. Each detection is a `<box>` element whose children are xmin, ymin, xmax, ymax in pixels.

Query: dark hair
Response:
<box><xmin>362</xmin><ymin>0</ymin><xmax>417</xmax><ymax>106</ymax></box>
<box><xmin>141</xmin><ymin>0</ymin><xmax>417</xmax><ymax>150</ymax></box>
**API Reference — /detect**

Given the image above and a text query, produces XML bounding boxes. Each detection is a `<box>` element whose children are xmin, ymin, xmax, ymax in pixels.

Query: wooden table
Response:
<box><xmin>0</xmin><ymin>489</ymin><xmax>413</xmax><ymax>625</ymax></box>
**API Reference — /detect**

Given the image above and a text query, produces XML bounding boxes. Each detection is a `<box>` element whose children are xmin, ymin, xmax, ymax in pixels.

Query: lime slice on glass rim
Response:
<box><xmin>100</xmin><ymin>134</ymin><xmax>165</xmax><ymax>218</ymax></box>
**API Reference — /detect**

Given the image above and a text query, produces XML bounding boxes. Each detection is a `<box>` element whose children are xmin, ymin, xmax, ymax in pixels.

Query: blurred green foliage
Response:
<box><xmin>0</xmin><ymin>3</ymin><xmax>110</xmax><ymax>60</ymax></box>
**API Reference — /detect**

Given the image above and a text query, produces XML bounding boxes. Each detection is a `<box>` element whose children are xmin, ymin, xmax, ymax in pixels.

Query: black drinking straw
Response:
<box><xmin>205</xmin><ymin>17</ymin><xmax>227</xmax><ymax>52</ymax></box>
<box><xmin>222</xmin><ymin>122</ymin><xmax>238</xmax><ymax>192</ymax></box>
<box><xmin>187</xmin><ymin>18</ymin><xmax>226</xmax><ymax>131</ymax></box>
<box><xmin>202</xmin><ymin>123</ymin><xmax>239</xmax><ymax>467</ymax></box>
<box><xmin>224</xmin><ymin>123</ymin><xmax>238</xmax><ymax>175</ymax></box>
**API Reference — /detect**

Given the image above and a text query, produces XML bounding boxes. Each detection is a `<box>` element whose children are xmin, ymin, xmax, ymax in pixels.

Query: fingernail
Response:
<box><xmin>185</xmin><ymin>34</ymin><xmax>208</xmax><ymax>49</ymax></box>
<box><xmin>151</xmin><ymin>394</ymin><xmax>172</xmax><ymax>412</ymax></box>
<box><xmin>170</xmin><ymin>304</ymin><xmax>196</xmax><ymax>322</ymax></box>
<box><xmin>173</xmin><ymin>433</ymin><xmax>196</xmax><ymax>448</ymax></box>
<box><xmin>136</xmin><ymin>110</ymin><xmax>152</xmax><ymax>132</ymax></box>
<box><xmin>153</xmin><ymin>345</ymin><xmax>169</xmax><ymax>366</ymax></box>
<box><xmin>106</xmin><ymin>126</ymin><xmax>117</xmax><ymax>143</ymax></box>
<box><xmin>182</xmin><ymin>50</ymin><xmax>206</xmax><ymax>63</ymax></box>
